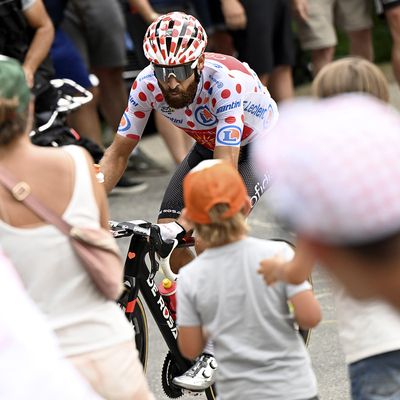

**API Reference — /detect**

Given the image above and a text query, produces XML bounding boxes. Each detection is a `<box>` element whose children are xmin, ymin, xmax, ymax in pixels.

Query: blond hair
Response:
<box><xmin>193</xmin><ymin>203</ymin><xmax>250</xmax><ymax>246</ymax></box>
<box><xmin>312</xmin><ymin>57</ymin><xmax>389</xmax><ymax>103</ymax></box>
<box><xmin>0</xmin><ymin>95</ymin><xmax>29</xmax><ymax>145</ymax></box>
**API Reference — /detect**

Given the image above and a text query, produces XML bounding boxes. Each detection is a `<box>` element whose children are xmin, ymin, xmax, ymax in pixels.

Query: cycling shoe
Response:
<box><xmin>172</xmin><ymin>354</ymin><xmax>218</xmax><ymax>391</ymax></box>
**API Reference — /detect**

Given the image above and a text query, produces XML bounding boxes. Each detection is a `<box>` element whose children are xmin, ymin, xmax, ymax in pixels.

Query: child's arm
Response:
<box><xmin>178</xmin><ymin>326</ymin><xmax>209</xmax><ymax>360</ymax></box>
<box><xmin>258</xmin><ymin>237</ymin><xmax>316</xmax><ymax>285</ymax></box>
<box><xmin>290</xmin><ymin>290</ymin><xmax>321</xmax><ymax>329</ymax></box>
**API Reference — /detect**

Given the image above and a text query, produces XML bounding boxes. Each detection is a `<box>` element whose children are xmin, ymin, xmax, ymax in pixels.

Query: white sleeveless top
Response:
<box><xmin>0</xmin><ymin>146</ymin><xmax>133</xmax><ymax>356</ymax></box>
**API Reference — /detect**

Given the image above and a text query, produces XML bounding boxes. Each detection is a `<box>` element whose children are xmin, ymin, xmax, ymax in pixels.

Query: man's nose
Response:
<box><xmin>167</xmin><ymin>75</ymin><xmax>179</xmax><ymax>89</ymax></box>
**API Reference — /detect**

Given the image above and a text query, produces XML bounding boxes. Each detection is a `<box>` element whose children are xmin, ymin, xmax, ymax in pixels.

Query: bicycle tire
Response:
<box><xmin>119</xmin><ymin>289</ymin><xmax>149</xmax><ymax>371</ymax></box>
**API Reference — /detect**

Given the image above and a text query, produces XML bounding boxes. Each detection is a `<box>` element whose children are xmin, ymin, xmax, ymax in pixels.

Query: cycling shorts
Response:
<box><xmin>158</xmin><ymin>142</ymin><xmax>273</xmax><ymax>221</ymax></box>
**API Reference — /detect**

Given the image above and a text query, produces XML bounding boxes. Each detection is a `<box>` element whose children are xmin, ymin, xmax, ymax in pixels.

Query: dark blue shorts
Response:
<box><xmin>50</xmin><ymin>28</ymin><xmax>92</xmax><ymax>89</ymax></box>
<box><xmin>349</xmin><ymin>350</ymin><xmax>400</xmax><ymax>399</ymax></box>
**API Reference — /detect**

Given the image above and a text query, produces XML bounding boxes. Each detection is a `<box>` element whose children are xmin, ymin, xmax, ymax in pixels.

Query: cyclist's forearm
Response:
<box><xmin>100</xmin><ymin>136</ymin><xmax>138</xmax><ymax>193</ymax></box>
<box><xmin>100</xmin><ymin>156</ymin><xmax>127</xmax><ymax>194</ymax></box>
<box><xmin>213</xmin><ymin>146</ymin><xmax>239</xmax><ymax>169</ymax></box>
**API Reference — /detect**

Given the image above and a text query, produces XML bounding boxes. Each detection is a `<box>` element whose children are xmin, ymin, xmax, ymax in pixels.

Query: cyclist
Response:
<box><xmin>100</xmin><ymin>12</ymin><xmax>279</xmax><ymax>269</ymax></box>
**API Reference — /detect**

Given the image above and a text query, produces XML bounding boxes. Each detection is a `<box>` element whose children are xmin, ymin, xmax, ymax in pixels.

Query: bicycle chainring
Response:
<box><xmin>161</xmin><ymin>352</ymin><xmax>184</xmax><ymax>398</ymax></box>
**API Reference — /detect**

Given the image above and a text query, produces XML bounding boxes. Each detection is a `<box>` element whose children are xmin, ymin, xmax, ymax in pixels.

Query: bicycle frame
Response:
<box><xmin>122</xmin><ymin>232</ymin><xmax>193</xmax><ymax>373</ymax></box>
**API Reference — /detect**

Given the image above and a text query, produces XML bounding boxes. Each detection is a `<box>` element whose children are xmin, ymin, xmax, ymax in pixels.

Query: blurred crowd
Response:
<box><xmin>1</xmin><ymin>1</ymin><xmax>400</xmax><ymax>400</ymax></box>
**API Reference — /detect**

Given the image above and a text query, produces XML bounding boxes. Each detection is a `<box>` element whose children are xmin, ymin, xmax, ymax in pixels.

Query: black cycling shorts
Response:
<box><xmin>158</xmin><ymin>142</ymin><xmax>273</xmax><ymax>221</ymax></box>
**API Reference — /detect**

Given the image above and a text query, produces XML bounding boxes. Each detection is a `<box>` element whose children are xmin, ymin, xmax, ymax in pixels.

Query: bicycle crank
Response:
<box><xmin>161</xmin><ymin>352</ymin><xmax>186</xmax><ymax>398</ymax></box>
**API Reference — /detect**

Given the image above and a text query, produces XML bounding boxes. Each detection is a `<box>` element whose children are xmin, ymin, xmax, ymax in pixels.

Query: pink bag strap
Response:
<box><xmin>0</xmin><ymin>165</ymin><xmax>72</xmax><ymax>236</ymax></box>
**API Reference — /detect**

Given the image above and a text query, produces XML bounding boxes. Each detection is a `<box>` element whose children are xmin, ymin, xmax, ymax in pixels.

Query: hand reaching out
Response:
<box><xmin>220</xmin><ymin>0</ymin><xmax>247</xmax><ymax>30</ymax></box>
<box><xmin>257</xmin><ymin>254</ymin><xmax>287</xmax><ymax>286</ymax></box>
<box><xmin>290</xmin><ymin>0</ymin><xmax>310</xmax><ymax>21</ymax></box>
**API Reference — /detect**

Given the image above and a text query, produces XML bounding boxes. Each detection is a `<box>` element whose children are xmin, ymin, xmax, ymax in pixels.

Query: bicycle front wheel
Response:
<box><xmin>119</xmin><ymin>290</ymin><xmax>149</xmax><ymax>371</ymax></box>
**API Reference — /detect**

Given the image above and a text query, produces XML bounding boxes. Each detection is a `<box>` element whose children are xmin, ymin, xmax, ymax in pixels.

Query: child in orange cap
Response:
<box><xmin>175</xmin><ymin>159</ymin><xmax>321</xmax><ymax>400</ymax></box>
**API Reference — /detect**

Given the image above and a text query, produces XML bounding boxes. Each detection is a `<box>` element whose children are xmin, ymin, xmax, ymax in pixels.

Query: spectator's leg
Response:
<box><xmin>92</xmin><ymin>66</ymin><xmax>128</xmax><ymax>133</ymax></box>
<box><xmin>385</xmin><ymin>5</ymin><xmax>400</xmax><ymax>86</ymax></box>
<box><xmin>260</xmin><ymin>66</ymin><xmax>294</xmax><ymax>103</ymax></box>
<box><xmin>311</xmin><ymin>46</ymin><xmax>335</xmax><ymax>78</ymax></box>
<box><xmin>66</xmin><ymin>86</ymin><xmax>104</xmax><ymax>147</ymax></box>
<box><xmin>347</xmin><ymin>28</ymin><xmax>374</xmax><ymax>62</ymax></box>
<box><xmin>154</xmin><ymin>111</ymin><xmax>194</xmax><ymax>165</ymax></box>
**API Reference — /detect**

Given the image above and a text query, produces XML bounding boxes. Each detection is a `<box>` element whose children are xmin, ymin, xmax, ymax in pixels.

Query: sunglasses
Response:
<box><xmin>152</xmin><ymin>60</ymin><xmax>198</xmax><ymax>82</ymax></box>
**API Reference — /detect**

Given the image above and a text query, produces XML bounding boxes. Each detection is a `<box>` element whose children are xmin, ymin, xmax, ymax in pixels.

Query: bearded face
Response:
<box><xmin>159</xmin><ymin>78</ymin><xmax>198</xmax><ymax>109</ymax></box>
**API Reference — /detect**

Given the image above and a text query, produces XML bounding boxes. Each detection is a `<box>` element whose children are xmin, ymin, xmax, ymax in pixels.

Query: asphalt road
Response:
<box><xmin>107</xmin><ymin>79</ymin><xmax>400</xmax><ymax>400</ymax></box>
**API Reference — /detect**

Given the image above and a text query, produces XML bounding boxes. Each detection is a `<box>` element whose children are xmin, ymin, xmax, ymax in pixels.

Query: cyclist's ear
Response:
<box><xmin>197</xmin><ymin>55</ymin><xmax>205</xmax><ymax>71</ymax></box>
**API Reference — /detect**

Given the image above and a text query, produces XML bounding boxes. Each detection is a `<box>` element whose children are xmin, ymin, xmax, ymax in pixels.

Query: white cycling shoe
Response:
<box><xmin>172</xmin><ymin>354</ymin><xmax>218</xmax><ymax>391</ymax></box>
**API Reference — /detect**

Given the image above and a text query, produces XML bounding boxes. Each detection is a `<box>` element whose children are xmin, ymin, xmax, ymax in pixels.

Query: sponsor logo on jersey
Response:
<box><xmin>181</xmin><ymin>127</ymin><xmax>217</xmax><ymax>150</ymax></box>
<box><xmin>161</xmin><ymin>105</ymin><xmax>174</xmax><ymax>113</ymax></box>
<box><xmin>208</xmin><ymin>74</ymin><xmax>223</xmax><ymax>88</ymax></box>
<box><xmin>216</xmin><ymin>100</ymin><xmax>241</xmax><ymax>114</ymax></box>
<box><xmin>195</xmin><ymin>105</ymin><xmax>217</xmax><ymax>126</ymax></box>
<box><xmin>129</xmin><ymin>95</ymin><xmax>139</xmax><ymax>107</ymax></box>
<box><xmin>243</xmin><ymin>100</ymin><xmax>270</xmax><ymax>120</ymax></box>
<box><xmin>118</xmin><ymin>112</ymin><xmax>131</xmax><ymax>132</ymax></box>
<box><xmin>206</xmin><ymin>61</ymin><xmax>223</xmax><ymax>69</ymax></box>
<box><xmin>262</xmin><ymin>104</ymin><xmax>275</xmax><ymax>129</ymax></box>
<box><xmin>216</xmin><ymin>125</ymin><xmax>242</xmax><ymax>146</ymax></box>
<box><xmin>165</xmin><ymin>115</ymin><xmax>183</xmax><ymax>125</ymax></box>
<box><xmin>139</xmin><ymin>73</ymin><xmax>153</xmax><ymax>81</ymax></box>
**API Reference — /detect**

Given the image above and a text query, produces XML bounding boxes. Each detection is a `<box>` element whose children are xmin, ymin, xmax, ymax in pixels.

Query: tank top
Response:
<box><xmin>0</xmin><ymin>145</ymin><xmax>133</xmax><ymax>356</ymax></box>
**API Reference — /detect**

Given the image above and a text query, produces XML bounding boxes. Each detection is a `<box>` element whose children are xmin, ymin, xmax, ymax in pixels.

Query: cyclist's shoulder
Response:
<box><xmin>130</xmin><ymin>65</ymin><xmax>157</xmax><ymax>90</ymax></box>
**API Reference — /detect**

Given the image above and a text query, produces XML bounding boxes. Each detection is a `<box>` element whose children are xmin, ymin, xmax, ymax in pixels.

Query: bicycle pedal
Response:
<box><xmin>182</xmin><ymin>389</ymin><xmax>205</xmax><ymax>397</ymax></box>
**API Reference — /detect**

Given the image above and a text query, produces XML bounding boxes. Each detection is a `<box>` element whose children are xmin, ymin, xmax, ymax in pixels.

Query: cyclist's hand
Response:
<box><xmin>257</xmin><ymin>254</ymin><xmax>286</xmax><ymax>286</ymax></box>
<box><xmin>157</xmin><ymin>221</ymin><xmax>187</xmax><ymax>242</ymax></box>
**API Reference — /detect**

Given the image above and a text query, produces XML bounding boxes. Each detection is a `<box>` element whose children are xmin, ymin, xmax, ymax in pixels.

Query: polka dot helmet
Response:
<box><xmin>143</xmin><ymin>12</ymin><xmax>208</xmax><ymax>66</ymax></box>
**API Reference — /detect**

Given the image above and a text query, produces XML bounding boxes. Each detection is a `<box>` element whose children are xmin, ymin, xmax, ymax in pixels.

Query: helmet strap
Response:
<box><xmin>194</xmin><ymin>67</ymin><xmax>201</xmax><ymax>84</ymax></box>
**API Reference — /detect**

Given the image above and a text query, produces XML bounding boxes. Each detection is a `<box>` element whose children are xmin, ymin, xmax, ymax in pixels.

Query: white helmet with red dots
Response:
<box><xmin>143</xmin><ymin>12</ymin><xmax>208</xmax><ymax>66</ymax></box>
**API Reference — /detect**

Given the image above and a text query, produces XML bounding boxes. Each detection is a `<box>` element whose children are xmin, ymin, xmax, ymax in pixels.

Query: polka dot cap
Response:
<box><xmin>143</xmin><ymin>12</ymin><xmax>207</xmax><ymax>65</ymax></box>
<box><xmin>255</xmin><ymin>93</ymin><xmax>400</xmax><ymax>245</ymax></box>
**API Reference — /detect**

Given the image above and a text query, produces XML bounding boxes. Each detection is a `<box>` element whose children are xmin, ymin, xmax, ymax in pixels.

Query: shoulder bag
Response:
<box><xmin>0</xmin><ymin>166</ymin><xmax>124</xmax><ymax>301</ymax></box>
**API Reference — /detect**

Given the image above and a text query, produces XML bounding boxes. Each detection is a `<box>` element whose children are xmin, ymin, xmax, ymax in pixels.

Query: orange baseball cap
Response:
<box><xmin>183</xmin><ymin>160</ymin><xmax>248</xmax><ymax>224</ymax></box>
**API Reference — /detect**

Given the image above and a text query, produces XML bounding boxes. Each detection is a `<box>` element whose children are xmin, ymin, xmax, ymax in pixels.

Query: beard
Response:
<box><xmin>159</xmin><ymin>79</ymin><xmax>198</xmax><ymax>109</ymax></box>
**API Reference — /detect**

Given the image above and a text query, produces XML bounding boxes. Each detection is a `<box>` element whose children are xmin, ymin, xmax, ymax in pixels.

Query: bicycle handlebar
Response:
<box><xmin>109</xmin><ymin>219</ymin><xmax>193</xmax><ymax>282</ymax></box>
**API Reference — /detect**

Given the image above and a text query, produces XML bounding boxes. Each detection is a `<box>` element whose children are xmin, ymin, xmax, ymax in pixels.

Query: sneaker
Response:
<box><xmin>110</xmin><ymin>175</ymin><xmax>148</xmax><ymax>195</ymax></box>
<box><xmin>126</xmin><ymin>148</ymin><xmax>169</xmax><ymax>175</ymax></box>
<box><xmin>172</xmin><ymin>354</ymin><xmax>218</xmax><ymax>391</ymax></box>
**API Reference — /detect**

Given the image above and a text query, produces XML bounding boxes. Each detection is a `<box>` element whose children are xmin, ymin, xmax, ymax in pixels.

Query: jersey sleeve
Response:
<box><xmin>117</xmin><ymin>68</ymin><xmax>154</xmax><ymax>141</ymax></box>
<box><xmin>212</xmin><ymin>76</ymin><xmax>245</xmax><ymax>148</ymax></box>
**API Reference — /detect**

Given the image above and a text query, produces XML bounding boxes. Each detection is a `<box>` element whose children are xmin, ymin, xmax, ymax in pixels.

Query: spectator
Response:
<box><xmin>254</xmin><ymin>90</ymin><xmax>400</xmax><ymax>311</ymax></box>
<box><xmin>0</xmin><ymin>244</ymin><xmax>105</xmax><ymax>400</ymax></box>
<box><xmin>374</xmin><ymin>1</ymin><xmax>400</xmax><ymax>86</ymax></box>
<box><xmin>0</xmin><ymin>0</ymin><xmax>54</xmax><ymax>88</ymax></box>
<box><xmin>43</xmin><ymin>0</ymin><xmax>104</xmax><ymax>147</ymax></box>
<box><xmin>0</xmin><ymin>55</ymin><xmax>154</xmax><ymax>400</ymax></box>
<box><xmin>61</xmin><ymin>0</ymin><xmax>166</xmax><ymax>177</ymax></box>
<box><xmin>291</xmin><ymin>0</ymin><xmax>373</xmax><ymax>78</ymax></box>
<box><xmin>175</xmin><ymin>159</ymin><xmax>321</xmax><ymax>399</ymax></box>
<box><xmin>259</xmin><ymin>57</ymin><xmax>400</xmax><ymax>400</ymax></box>
<box><xmin>219</xmin><ymin>0</ymin><xmax>295</xmax><ymax>103</ymax></box>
